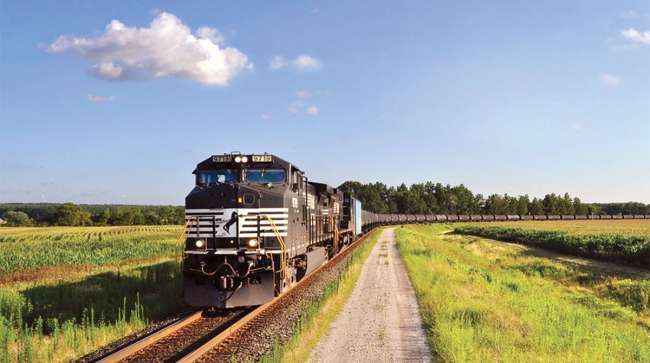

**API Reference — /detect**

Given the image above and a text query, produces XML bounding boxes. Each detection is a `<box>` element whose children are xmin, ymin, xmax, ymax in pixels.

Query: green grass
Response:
<box><xmin>260</xmin><ymin>229</ymin><xmax>382</xmax><ymax>363</ymax></box>
<box><xmin>0</xmin><ymin>259</ymin><xmax>184</xmax><ymax>362</ymax></box>
<box><xmin>0</xmin><ymin>226</ymin><xmax>183</xmax><ymax>273</ymax></box>
<box><xmin>0</xmin><ymin>226</ymin><xmax>187</xmax><ymax>362</ymax></box>
<box><xmin>396</xmin><ymin>224</ymin><xmax>650</xmax><ymax>363</ymax></box>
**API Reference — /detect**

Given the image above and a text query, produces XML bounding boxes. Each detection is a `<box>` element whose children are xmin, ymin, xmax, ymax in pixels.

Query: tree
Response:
<box><xmin>516</xmin><ymin>195</ymin><xmax>530</xmax><ymax>215</ymax></box>
<box><xmin>573</xmin><ymin>197</ymin><xmax>588</xmax><ymax>215</ymax></box>
<box><xmin>543</xmin><ymin>194</ymin><xmax>558</xmax><ymax>214</ymax></box>
<box><xmin>93</xmin><ymin>208</ymin><xmax>111</xmax><ymax>225</ymax></box>
<box><xmin>529</xmin><ymin>198</ymin><xmax>544</xmax><ymax>215</ymax></box>
<box><xmin>560</xmin><ymin>193</ymin><xmax>575</xmax><ymax>215</ymax></box>
<box><xmin>484</xmin><ymin>194</ymin><xmax>509</xmax><ymax>214</ymax></box>
<box><xmin>54</xmin><ymin>203</ymin><xmax>92</xmax><ymax>226</ymax></box>
<box><xmin>2</xmin><ymin>211</ymin><xmax>33</xmax><ymax>226</ymax></box>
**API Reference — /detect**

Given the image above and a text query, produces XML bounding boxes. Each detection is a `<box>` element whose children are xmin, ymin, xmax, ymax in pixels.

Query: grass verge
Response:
<box><xmin>259</xmin><ymin>228</ymin><xmax>382</xmax><ymax>363</ymax></box>
<box><xmin>396</xmin><ymin>224</ymin><xmax>650</xmax><ymax>363</ymax></box>
<box><xmin>0</xmin><ymin>259</ymin><xmax>185</xmax><ymax>362</ymax></box>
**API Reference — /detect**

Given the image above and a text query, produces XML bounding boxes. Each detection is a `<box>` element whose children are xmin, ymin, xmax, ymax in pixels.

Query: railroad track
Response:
<box><xmin>93</xmin><ymin>231</ymin><xmax>374</xmax><ymax>363</ymax></box>
<box><xmin>94</xmin><ymin>308</ymin><xmax>251</xmax><ymax>363</ymax></box>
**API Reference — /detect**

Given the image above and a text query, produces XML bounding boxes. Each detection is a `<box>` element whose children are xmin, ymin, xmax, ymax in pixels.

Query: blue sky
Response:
<box><xmin>1</xmin><ymin>1</ymin><xmax>649</xmax><ymax>205</ymax></box>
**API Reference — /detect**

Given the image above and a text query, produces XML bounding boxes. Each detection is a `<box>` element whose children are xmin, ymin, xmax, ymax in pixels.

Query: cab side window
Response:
<box><xmin>292</xmin><ymin>170</ymin><xmax>302</xmax><ymax>191</ymax></box>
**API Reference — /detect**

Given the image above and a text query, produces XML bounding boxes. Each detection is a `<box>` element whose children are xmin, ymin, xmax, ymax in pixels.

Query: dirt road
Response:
<box><xmin>308</xmin><ymin>228</ymin><xmax>432</xmax><ymax>363</ymax></box>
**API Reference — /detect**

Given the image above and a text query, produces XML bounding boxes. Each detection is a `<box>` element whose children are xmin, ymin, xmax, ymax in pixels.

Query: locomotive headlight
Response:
<box><xmin>195</xmin><ymin>239</ymin><xmax>205</xmax><ymax>248</ymax></box>
<box><xmin>247</xmin><ymin>239</ymin><xmax>258</xmax><ymax>248</ymax></box>
<box><xmin>234</xmin><ymin>156</ymin><xmax>242</xmax><ymax>163</ymax></box>
<box><xmin>241</xmin><ymin>156</ymin><xmax>249</xmax><ymax>163</ymax></box>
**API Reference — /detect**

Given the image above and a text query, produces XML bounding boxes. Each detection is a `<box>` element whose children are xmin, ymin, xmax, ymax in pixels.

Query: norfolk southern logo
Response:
<box><xmin>214</xmin><ymin>211</ymin><xmax>238</xmax><ymax>237</ymax></box>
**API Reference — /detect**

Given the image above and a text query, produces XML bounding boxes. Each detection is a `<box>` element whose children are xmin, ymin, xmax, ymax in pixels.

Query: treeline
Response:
<box><xmin>0</xmin><ymin>203</ymin><xmax>184</xmax><ymax>227</ymax></box>
<box><xmin>338</xmin><ymin>181</ymin><xmax>650</xmax><ymax>215</ymax></box>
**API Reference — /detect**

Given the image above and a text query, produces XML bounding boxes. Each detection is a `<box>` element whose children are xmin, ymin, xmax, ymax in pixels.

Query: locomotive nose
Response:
<box><xmin>185</xmin><ymin>183</ymin><xmax>239</xmax><ymax>209</ymax></box>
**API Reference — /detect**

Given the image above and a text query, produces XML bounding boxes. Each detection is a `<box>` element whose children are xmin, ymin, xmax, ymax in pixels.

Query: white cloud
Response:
<box><xmin>196</xmin><ymin>26</ymin><xmax>224</xmax><ymax>44</ymax></box>
<box><xmin>87</xmin><ymin>94</ymin><xmax>115</xmax><ymax>102</ymax></box>
<box><xmin>600</xmin><ymin>73</ymin><xmax>621</xmax><ymax>87</ymax></box>
<box><xmin>48</xmin><ymin>12</ymin><xmax>251</xmax><ymax>86</ymax></box>
<box><xmin>293</xmin><ymin>55</ymin><xmax>321</xmax><ymax>70</ymax></box>
<box><xmin>260</xmin><ymin>113</ymin><xmax>271</xmax><ymax>120</ymax></box>
<box><xmin>269</xmin><ymin>55</ymin><xmax>321</xmax><ymax>71</ymax></box>
<box><xmin>269</xmin><ymin>56</ymin><xmax>288</xmax><ymax>70</ymax></box>
<box><xmin>621</xmin><ymin>28</ymin><xmax>650</xmax><ymax>45</ymax></box>
<box><xmin>306</xmin><ymin>105</ymin><xmax>319</xmax><ymax>115</ymax></box>
<box><xmin>92</xmin><ymin>62</ymin><xmax>123</xmax><ymax>79</ymax></box>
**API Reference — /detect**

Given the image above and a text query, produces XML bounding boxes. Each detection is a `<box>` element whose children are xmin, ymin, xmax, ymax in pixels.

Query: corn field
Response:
<box><xmin>0</xmin><ymin>226</ymin><xmax>184</xmax><ymax>273</ymax></box>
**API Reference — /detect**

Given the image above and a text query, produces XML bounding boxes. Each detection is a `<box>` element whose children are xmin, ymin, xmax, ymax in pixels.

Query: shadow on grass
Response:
<box><xmin>1</xmin><ymin>260</ymin><xmax>185</xmax><ymax>332</ymax></box>
<box><xmin>509</xmin><ymin>250</ymin><xmax>650</xmax><ymax>315</ymax></box>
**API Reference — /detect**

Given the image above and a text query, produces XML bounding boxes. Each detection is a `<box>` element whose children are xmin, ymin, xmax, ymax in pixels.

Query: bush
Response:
<box><xmin>2</xmin><ymin>211</ymin><xmax>33</xmax><ymax>226</ymax></box>
<box><xmin>454</xmin><ymin>226</ymin><xmax>650</xmax><ymax>268</ymax></box>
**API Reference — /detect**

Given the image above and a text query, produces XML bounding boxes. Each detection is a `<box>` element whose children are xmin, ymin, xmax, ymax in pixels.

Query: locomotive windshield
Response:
<box><xmin>244</xmin><ymin>169</ymin><xmax>286</xmax><ymax>184</ymax></box>
<box><xmin>197</xmin><ymin>169</ymin><xmax>239</xmax><ymax>185</ymax></box>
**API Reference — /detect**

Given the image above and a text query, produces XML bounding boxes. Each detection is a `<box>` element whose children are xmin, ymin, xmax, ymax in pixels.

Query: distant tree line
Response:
<box><xmin>338</xmin><ymin>181</ymin><xmax>650</xmax><ymax>216</ymax></box>
<box><xmin>0</xmin><ymin>203</ymin><xmax>184</xmax><ymax>227</ymax></box>
<box><xmin>1</xmin><ymin>184</ymin><xmax>648</xmax><ymax>227</ymax></box>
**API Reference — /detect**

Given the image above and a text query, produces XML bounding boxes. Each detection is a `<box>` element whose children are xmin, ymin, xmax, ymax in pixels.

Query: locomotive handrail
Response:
<box><xmin>264</xmin><ymin>214</ymin><xmax>289</xmax><ymax>284</ymax></box>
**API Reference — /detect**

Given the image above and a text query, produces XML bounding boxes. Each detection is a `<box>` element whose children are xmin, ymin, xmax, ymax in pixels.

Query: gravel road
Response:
<box><xmin>308</xmin><ymin>228</ymin><xmax>432</xmax><ymax>363</ymax></box>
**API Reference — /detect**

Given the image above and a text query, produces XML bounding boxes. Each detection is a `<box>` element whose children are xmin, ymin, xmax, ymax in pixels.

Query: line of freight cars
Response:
<box><xmin>360</xmin><ymin>212</ymin><xmax>650</xmax><ymax>230</ymax></box>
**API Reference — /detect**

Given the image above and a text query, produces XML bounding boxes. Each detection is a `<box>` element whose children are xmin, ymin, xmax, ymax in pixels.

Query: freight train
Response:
<box><xmin>182</xmin><ymin>152</ymin><xmax>650</xmax><ymax>309</ymax></box>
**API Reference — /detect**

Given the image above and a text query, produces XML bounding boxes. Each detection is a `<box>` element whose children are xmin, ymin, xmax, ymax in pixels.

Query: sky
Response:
<box><xmin>1</xmin><ymin>1</ymin><xmax>649</xmax><ymax>205</ymax></box>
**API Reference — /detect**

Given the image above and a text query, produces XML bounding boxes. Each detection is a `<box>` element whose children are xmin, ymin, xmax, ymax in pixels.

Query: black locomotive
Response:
<box><xmin>182</xmin><ymin>153</ymin><xmax>363</xmax><ymax>308</ymax></box>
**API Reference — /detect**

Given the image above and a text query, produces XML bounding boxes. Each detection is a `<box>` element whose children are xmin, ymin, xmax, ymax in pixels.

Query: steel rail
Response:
<box><xmin>177</xmin><ymin>229</ymin><xmax>375</xmax><ymax>363</ymax></box>
<box><xmin>96</xmin><ymin>310</ymin><xmax>203</xmax><ymax>363</ymax></box>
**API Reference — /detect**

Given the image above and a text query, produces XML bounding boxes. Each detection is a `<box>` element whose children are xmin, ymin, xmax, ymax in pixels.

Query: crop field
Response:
<box><xmin>0</xmin><ymin>226</ymin><xmax>186</xmax><ymax>362</ymax></box>
<box><xmin>0</xmin><ymin>225</ymin><xmax>184</xmax><ymax>278</ymax></box>
<box><xmin>465</xmin><ymin>219</ymin><xmax>650</xmax><ymax>235</ymax></box>
<box><xmin>396</xmin><ymin>224</ymin><xmax>650</xmax><ymax>362</ymax></box>
<box><xmin>455</xmin><ymin>220</ymin><xmax>650</xmax><ymax>268</ymax></box>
